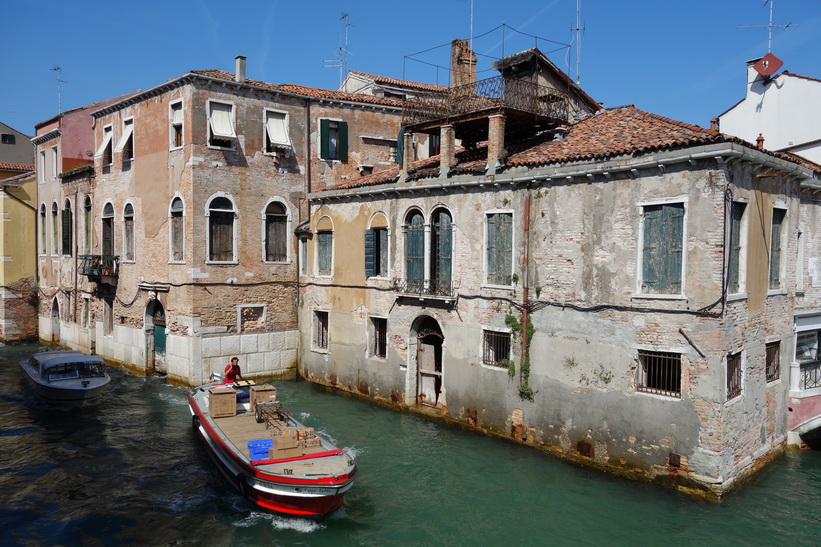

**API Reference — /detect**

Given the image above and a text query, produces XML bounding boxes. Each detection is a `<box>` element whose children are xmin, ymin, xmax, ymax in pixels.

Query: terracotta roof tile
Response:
<box><xmin>348</xmin><ymin>70</ymin><xmax>448</xmax><ymax>92</ymax></box>
<box><xmin>0</xmin><ymin>162</ymin><xmax>35</xmax><ymax>172</ymax></box>
<box><xmin>190</xmin><ymin>69</ymin><xmax>404</xmax><ymax>107</ymax></box>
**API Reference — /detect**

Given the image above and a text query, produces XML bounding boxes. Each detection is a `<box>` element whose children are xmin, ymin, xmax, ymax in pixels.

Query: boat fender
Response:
<box><xmin>238</xmin><ymin>475</ymin><xmax>250</xmax><ymax>498</ymax></box>
<box><xmin>255</xmin><ymin>405</ymin><xmax>263</xmax><ymax>424</ymax></box>
<box><xmin>192</xmin><ymin>415</ymin><xmax>200</xmax><ymax>430</ymax></box>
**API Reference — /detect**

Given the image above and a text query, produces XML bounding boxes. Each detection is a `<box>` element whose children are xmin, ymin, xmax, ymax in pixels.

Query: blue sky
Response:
<box><xmin>2</xmin><ymin>0</ymin><xmax>819</xmax><ymax>137</ymax></box>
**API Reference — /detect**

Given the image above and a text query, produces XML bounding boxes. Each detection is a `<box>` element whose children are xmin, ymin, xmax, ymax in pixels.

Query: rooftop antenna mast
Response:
<box><xmin>571</xmin><ymin>0</ymin><xmax>584</xmax><ymax>84</ymax></box>
<box><xmin>738</xmin><ymin>0</ymin><xmax>797</xmax><ymax>53</ymax></box>
<box><xmin>51</xmin><ymin>65</ymin><xmax>66</xmax><ymax>114</ymax></box>
<box><xmin>324</xmin><ymin>13</ymin><xmax>352</xmax><ymax>88</ymax></box>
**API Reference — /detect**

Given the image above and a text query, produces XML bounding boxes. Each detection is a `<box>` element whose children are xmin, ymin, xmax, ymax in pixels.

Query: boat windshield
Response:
<box><xmin>46</xmin><ymin>362</ymin><xmax>105</xmax><ymax>381</ymax></box>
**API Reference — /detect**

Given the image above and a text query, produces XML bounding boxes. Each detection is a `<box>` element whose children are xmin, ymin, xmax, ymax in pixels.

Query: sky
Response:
<box><xmin>2</xmin><ymin>0</ymin><xmax>820</xmax><ymax>137</ymax></box>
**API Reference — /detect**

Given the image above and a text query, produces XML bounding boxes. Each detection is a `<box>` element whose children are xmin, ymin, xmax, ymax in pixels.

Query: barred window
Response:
<box><xmin>637</xmin><ymin>350</ymin><xmax>681</xmax><ymax>398</ymax></box>
<box><xmin>314</xmin><ymin>311</ymin><xmax>329</xmax><ymax>350</ymax></box>
<box><xmin>483</xmin><ymin>330</ymin><xmax>511</xmax><ymax>367</ymax></box>
<box><xmin>371</xmin><ymin>317</ymin><xmax>387</xmax><ymax>358</ymax></box>
<box><xmin>727</xmin><ymin>352</ymin><xmax>742</xmax><ymax>400</ymax></box>
<box><xmin>766</xmin><ymin>342</ymin><xmax>780</xmax><ymax>383</ymax></box>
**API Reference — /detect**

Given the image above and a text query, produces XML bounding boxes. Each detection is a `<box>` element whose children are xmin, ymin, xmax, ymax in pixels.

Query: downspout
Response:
<box><xmin>520</xmin><ymin>187</ymin><xmax>531</xmax><ymax>390</ymax></box>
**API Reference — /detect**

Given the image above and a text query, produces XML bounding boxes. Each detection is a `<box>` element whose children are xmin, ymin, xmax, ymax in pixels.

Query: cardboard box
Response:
<box><xmin>251</xmin><ymin>384</ymin><xmax>277</xmax><ymax>407</ymax></box>
<box><xmin>302</xmin><ymin>437</ymin><xmax>321</xmax><ymax>448</ymax></box>
<box><xmin>209</xmin><ymin>386</ymin><xmax>237</xmax><ymax>418</ymax></box>
<box><xmin>269</xmin><ymin>445</ymin><xmax>302</xmax><ymax>459</ymax></box>
<box><xmin>273</xmin><ymin>432</ymin><xmax>299</xmax><ymax>449</ymax></box>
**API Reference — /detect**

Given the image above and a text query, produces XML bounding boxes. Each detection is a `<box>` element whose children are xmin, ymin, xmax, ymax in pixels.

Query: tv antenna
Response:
<box><xmin>324</xmin><ymin>13</ymin><xmax>352</xmax><ymax>88</ymax></box>
<box><xmin>571</xmin><ymin>0</ymin><xmax>584</xmax><ymax>84</ymax></box>
<box><xmin>51</xmin><ymin>65</ymin><xmax>67</xmax><ymax>114</ymax></box>
<box><xmin>738</xmin><ymin>0</ymin><xmax>797</xmax><ymax>53</ymax></box>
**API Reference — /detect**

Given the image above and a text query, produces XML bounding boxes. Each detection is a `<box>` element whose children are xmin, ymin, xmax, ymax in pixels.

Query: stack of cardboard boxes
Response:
<box><xmin>209</xmin><ymin>386</ymin><xmax>237</xmax><ymax>418</ymax></box>
<box><xmin>268</xmin><ymin>427</ymin><xmax>320</xmax><ymax>458</ymax></box>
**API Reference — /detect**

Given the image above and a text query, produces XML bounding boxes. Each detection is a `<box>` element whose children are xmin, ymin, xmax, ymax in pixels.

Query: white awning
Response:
<box><xmin>170</xmin><ymin>105</ymin><xmax>183</xmax><ymax>126</ymax></box>
<box><xmin>209</xmin><ymin>103</ymin><xmax>236</xmax><ymax>139</ymax></box>
<box><xmin>114</xmin><ymin>122</ymin><xmax>134</xmax><ymax>153</ymax></box>
<box><xmin>265</xmin><ymin>112</ymin><xmax>291</xmax><ymax>147</ymax></box>
<box><xmin>95</xmin><ymin>130</ymin><xmax>113</xmax><ymax>157</ymax></box>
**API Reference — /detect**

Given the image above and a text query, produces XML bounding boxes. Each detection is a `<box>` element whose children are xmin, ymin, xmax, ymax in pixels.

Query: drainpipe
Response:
<box><xmin>520</xmin><ymin>187</ymin><xmax>531</xmax><ymax>389</ymax></box>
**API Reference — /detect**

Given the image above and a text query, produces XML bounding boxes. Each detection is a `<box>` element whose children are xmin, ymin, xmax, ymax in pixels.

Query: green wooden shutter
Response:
<box><xmin>378</xmin><ymin>228</ymin><xmax>388</xmax><ymax>277</ymax></box>
<box><xmin>320</xmin><ymin>119</ymin><xmax>330</xmax><ymax>159</ymax></box>
<box><xmin>487</xmin><ymin>214</ymin><xmax>497</xmax><ymax>284</ymax></box>
<box><xmin>406</xmin><ymin>215</ymin><xmax>424</xmax><ymax>290</ymax></box>
<box><xmin>770</xmin><ymin>208</ymin><xmax>785</xmax><ymax>289</ymax></box>
<box><xmin>365</xmin><ymin>229</ymin><xmax>375</xmax><ymax>278</ymax></box>
<box><xmin>665</xmin><ymin>204</ymin><xmax>684</xmax><ymax>294</ymax></box>
<box><xmin>337</xmin><ymin>121</ymin><xmax>348</xmax><ymax>162</ymax></box>
<box><xmin>436</xmin><ymin>212</ymin><xmax>452</xmax><ymax>293</ymax></box>
<box><xmin>61</xmin><ymin>208</ymin><xmax>72</xmax><ymax>255</ymax></box>
<box><xmin>318</xmin><ymin>232</ymin><xmax>333</xmax><ymax>275</ymax></box>
<box><xmin>643</xmin><ymin>203</ymin><xmax>684</xmax><ymax>294</ymax></box>
<box><xmin>497</xmin><ymin>213</ymin><xmax>512</xmax><ymax>285</ymax></box>
<box><xmin>728</xmin><ymin>203</ymin><xmax>745</xmax><ymax>293</ymax></box>
<box><xmin>396</xmin><ymin>124</ymin><xmax>406</xmax><ymax>166</ymax></box>
<box><xmin>642</xmin><ymin>205</ymin><xmax>662</xmax><ymax>293</ymax></box>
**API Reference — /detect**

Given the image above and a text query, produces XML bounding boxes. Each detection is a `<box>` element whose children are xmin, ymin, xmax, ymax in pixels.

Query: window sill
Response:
<box><xmin>482</xmin><ymin>283</ymin><xmax>515</xmax><ymax>291</ymax></box>
<box><xmin>481</xmin><ymin>363</ymin><xmax>510</xmax><ymax>372</ymax></box>
<box><xmin>121</xmin><ymin>260</ymin><xmax>135</xmax><ymax>264</ymax></box>
<box><xmin>768</xmin><ymin>289</ymin><xmax>787</xmax><ymax>297</ymax></box>
<box><xmin>724</xmin><ymin>393</ymin><xmax>743</xmax><ymax>407</ymax></box>
<box><xmin>263</xmin><ymin>260</ymin><xmax>290</xmax><ymax>266</ymax></box>
<box><xmin>207</xmin><ymin>144</ymin><xmax>235</xmax><ymax>151</ymax></box>
<box><xmin>311</xmin><ymin>347</ymin><xmax>330</xmax><ymax>355</ymax></box>
<box><xmin>168</xmin><ymin>260</ymin><xmax>186</xmax><ymax>265</ymax></box>
<box><xmin>726</xmin><ymin>292</ymin><xmax>747</xmax><ymax>302</ymax></box>
<box><xmin>791</xmin><ymin>386</ymin><xmax>821</xmax><ymax>399</ymax></box>
<box><xmin>632</xmin><ymin>293</ymin><xmax>687</xmax><ymax>301</ymax></box>
<box><xmin>205</xmin><ymin>260</ymin><xmax>238</xmax><ymax>265</ymax></box>
<box><xmin>169</xmin><ymin>146</ymin><xmax>183</xmax><ymax>152</ymax></box>
<box><xmin>635</xmin><ymin>390</ymin><xmax>682</xmax><ymax>401</ymax></box>
<box><xmin>766</xmin><ymin>377</ymin><xmax>782</xmax><ymax>387</ymax></box>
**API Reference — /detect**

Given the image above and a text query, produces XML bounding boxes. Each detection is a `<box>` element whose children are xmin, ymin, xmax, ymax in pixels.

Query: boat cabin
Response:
<box><xmin>28</xmin><ymin>351</ymin><xmax>107</xmax><ymax>382</ymax></box>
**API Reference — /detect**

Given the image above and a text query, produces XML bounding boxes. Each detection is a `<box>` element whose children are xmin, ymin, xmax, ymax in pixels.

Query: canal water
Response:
<box><xmin>2</xmin><ymin>342</ymin><xmax>821</xmax><ymax>546</ymax></box>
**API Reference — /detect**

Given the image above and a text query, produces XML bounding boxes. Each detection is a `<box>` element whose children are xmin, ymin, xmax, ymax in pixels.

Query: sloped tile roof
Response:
<box><xmin>348</xmin><ymin>70</ymin><xmax>448</xmax><ymax>92</ymax></box>
<box><xmin>190</xmin><ymin>69</ymin><xmax>404</xmax><ymax>107</ymax></box>
<box><xmin>323</xmin><ymin>105</ymin><xmax>820</xmax><ymax>192</ymax></box>
<box><xmin>0</xmin><ymin>162</ymin><xmax>35</xmax><ymax>172</ymax></box>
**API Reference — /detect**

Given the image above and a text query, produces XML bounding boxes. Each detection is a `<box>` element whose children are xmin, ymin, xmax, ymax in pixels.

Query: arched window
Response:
<box><xmin>51</xmin><ymin>202</ymin><xmax>59</xmax><ymax>255</ymax></box>
<box><xmin>62</xmin><ymin>199</ymin><xmax>72</xmax><ymax>256</ymax></box>
<box><xmin>102</xmin><ymin>203</ymin><xmax>114</xmax><ymax>256</ymax></box>
<box><xmin>431</xmin><ymin>208</ymin><xmax>452</xmax><ymax>294</ymax></box>
<box><xmin>170</xmin><ymin>197</ymin><xmax>184</xmax><ymax>262</ymax></box>
<box><xmin>123</xmin><ymin>203</ymin><xmax>134</xmax><ymax>261</ymax></box>
<box><xmin>207</xmin><ymin>196</ymin><xmax>236</xmax><ymax>262</ymax></box>
<box><xmin>405</xmin><ymin>210</ymin><xmax>424</xmax><ymax>292</ymax></box>
<box><xmin>316</xmin><ymin>216</ymin><xmax>333</xmax><ymax>276</ymax></box>
<box><xmin>264</xmin><ymin>201</ymin><xmax>288</xmax><ymax>262</ymax></box>
<box><xmin>39</xmin><ymin>204</ymin><xmax>47</xmax><ymax>255</ymax></box>
<box><xmin>84</xmin><ymin>196</ymin><xmax>92</xmax><ymax>254</ymax></box>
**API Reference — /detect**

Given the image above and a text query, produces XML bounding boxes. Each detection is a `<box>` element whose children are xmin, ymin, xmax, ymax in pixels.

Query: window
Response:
<box><xmin>314</xmin><ymin>310</ymin><xmax>329</xmax><ymax>349</ymax></box>
<box><xmin>769</xmin><ymin>208</ymin><xmax>786</xmax><ymax>290</ymax></box>
<box><xmin>38</xmin><ymin>150</ymin><xmax>45</xmax><ymax>183</ymax></box>
<box><xmin>51</xmin><ymin>202</ymin><xmax>59</xmax><ymax>255</ymax></box>
<box><xmin>51</xmin><ymin>146</ymin><xmax>58</xmax><ymax>179</ymax></box>
<box><xmin>208</xmin><ymin>101</ymin><xmax>236</xmax><ymax>148</ymax></box>
<box><xmin>1</xmin><ymin>133</ymin><xmax>15</xmax><ymax>144</ymax></box>
<box><xmin>728</xmin><ymin>202</ymin><xmax>746</xmax><ymax>294</ymax></box>
<box><xmin>115</xmin><ymin>119</ymin><xmax>134</xmax><ymax>165</ymax></box>
<box><xmin>637</xmin><ymin>350</ymin><xmax>681</xmax><ymax>398</ymax></box>
<box><xmin>170</xmin><ymin>101</ymin><xmax>183</xmax><ymax>149</ymax></box>
<box><xmin>405</xmin><ymin>211</ymin><xmax>424</xmax><ymax>292</ymax></box>
<box><xmin>104</xmin><ymin>298</ymin><xmax>114</xmax><ymax>335</ymax></box>
<box><xmin>486</xmin><ymin>212</ymin><xmax>513</xmax><ymax>285</ymax></box>
<box><xmin>123</xmin><ymin>203</ymin><xmax>134</xmax><ymax>261</ymax></box>
<box><xmin>81</xmin><ymin>297</ymin><xmax>90</xmax><ymax>328</ymax></box>
<box><xmin>264</xmin><ymin>201</ymin><xmax>287</xmax><ymax>262</ymax></box>
<box><xmin>320</xmin><ymin>119</ymin><xmax>348</xmax><ymax>161</ymax></box>
<box><xmin>317</xmin><ymin>232</ymin><xmax>333</xmax><ymax>275</ymax></box>
<box><xmin>428</xmin><ymin>134</ymin><xmax>440</xmax><ymax>157</ymax></box>
<box><xmin>102</xmin><ymin>203</ymin><xmax>114</xmax><ymax>256</ymax></box>
<box><xmin>641</xmin><ymin>203</ymin><xmax>684</xmax><ymax>295</ymax></box>
<box><xmin>431</xmin><ymin>208</ymin><xmax>453</xmax><ymax>294</ymax></box>
<box><xmin>795</xmin><ymin>331</ymin><xmax>821</xmax><ymax>390</ymax></box>
<box><xmin>483</xmin><ymin>330</ymin><xmax>512</xmax><ymax>367</ymax></box>
<box><xmin>365</xmin><ymin>215</ymin><xmax>389</xmax><ymax>278</ymax></box>
<box><xmin>371</xmin><ymin>317</ymin><xmax>387</xmax><ymax>358</ymax></box>
<box><xmin>264</xmin><ymin>109</ymin><xmax>291</xmax><ymax>152</ymax></box>
<box><xmin>39</xmin><ymin>204</ymin><xmax>47</xmax><ymax>255</ymax></box>
<box><xmin>300</xmin><ymin>237</ymin><xmax>308</xmax><ymax>275</ymax></box>
<box><xmin>61</xmin><ymin>200</ymin><xmax>72</xmax><ymax>256</ymax></box>
<box><xmin>207</xmin><ymin>196</ymin><xmax>236</xmax><ymax>262</ymax></box>
<box><xmin>727</xmin><ymin>352</ymin><xmax>742</xmax><ymax>400</ymax></box>
<box><xmin>238</xmin><ymin>305</ymin><xmax>266</xmax><ymax>333</ymax></box>
<box><xmin>84</xmin><ymin>196</ymin><xmax>92</xmax><ymax>254</ymax></box>
<box><xmin>97</xmin><ymin>125</ymin><xmax>113</xmax><ymax>166</ymax></box>
<box><xmin>766</xmin><ymin>342</ymin><xmax>780</xmax><ymax>383</ymax></box>
<box><xmin>170</xmin><ymin>197</ymin><xmax>184</xmax><ymax>262</ymax></box>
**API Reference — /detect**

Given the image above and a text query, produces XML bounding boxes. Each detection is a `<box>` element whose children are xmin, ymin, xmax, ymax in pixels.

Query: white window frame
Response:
<box><xmin>725</xmin><ymin>349</ymin><xmax>745</xmax><ymax>405</ymax></box>
<box><xmin>38</xmin><ymin>150</ymin><xmax>45</xmax><ymax>183</ymax></box>
<box><xmin>207</xmin><ymin>99</ymin><xmax>236</xmax><ymax>149</ymax></box>
<box><xmin>318</xmin><ymin>117</ymin><xmax>344</xmax><ymax>160</ymax></box>
<box><xmin>727</xmin><ymin>199</ymin><xmax>749</xmax><ymax>299</ymax></box>
<box><xmin>315</xmin><ymin>217</ymin><xmax>334</xmax><ymax>278</ymax></box>
<box><xmin>122</xmin><ymin>201</ymin><xmax>135</xmax><ymax>263</ymax></box>
<box><xmin>168</xmin><ymin>194</ymin><xmax>185</xmax><ymax>264</ymax></box>
<box><xmin>50</xmin><ymin>145</ymin><xmax>58</xmax><ymax>180</ymax></box>
<box><xmin>205</xmin><ymin>192</ymin><xmax>238</xmax><ymax>264</ymax></box>
<box><xmin>97</xmin><ymin>124</ymin><xmax>114</xmax><ymax>166</ymax></box>
<box><xmin>101</xmin><ymin>200</ymin><xmax>116</xmax><ymax>257</ymax></box>
<box><xmin>263</xmin><ymin>108</ymin><xmax>291</xmax><ymax>153</ymax></box>
<box><xmin>367</xmin><ymin>212</ymin><xmax>391</xmax><ymax>279</ymax></box>
<box><xmin>313</xmin><ymin>309</ymin><xmax>330</xmax><ymax>352</ymax></box>
<box><xmin>114</xmin><ymin>117</ymin><xmax>135</xmax><ymax>163</ymax></box>
<box><xmin>169</xmin><ymin>99</ymin><xmax>184</xmax><ymax>150</ymax></box>
<box><xmin>480</xmin><ymin>326</ymin><xmax>513</xmax><ymax>371</ymax></box>
<box><xmin>261</xmin><ymin>197</ymin><xmax>291</xmax><ymax>264</ymax></box>
<box><xmin>635</xmin><ymin>197</ymin><xmax>688</xmax><ymax>299</ymax></box>
<box><xmin>483</xmin><ymin>208</ymin><xmax>515</xmax><ymax>289</ymax></box>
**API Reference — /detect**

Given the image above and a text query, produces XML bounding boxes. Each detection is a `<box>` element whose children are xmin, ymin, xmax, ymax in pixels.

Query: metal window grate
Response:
<box><xmin>314</xmin><ymin>311</ymin><xmax>328</xmax><ymax>349</ymax></box>
<box><xmin>727</xmin><ymin>353</ymin><xmax>742</xmax><ymax>400</ymax></box>
<box><xmin>766</xmin><ymin>342</ymin><xmax>780</xmax><ymax>383</ymax></box>
<box><xmin>637</xmin><ymin>350</ymin><xmax>681</xmax><ymax>398</ymax></box>
<box><xmin>483</xmin><ymin>330</ymin><xmax>511</xmax><ymax>367</ymax></box>
<box><xmin>801</xmin><ymin>361</ymin><xmax>821</xmax><ymax>390</ymax></box>
<box><xmin>372</xmin><ymin>318</ymin><xmax>387</xmax><ymax>358</ymax></box>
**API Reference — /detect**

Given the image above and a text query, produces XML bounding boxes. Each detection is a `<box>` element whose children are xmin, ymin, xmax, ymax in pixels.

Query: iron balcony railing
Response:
<box><xmin>79</xmin><ymin>255</ymin><xmax>119</xmax><ymax>279</ymax></box>
<box><xmin>393</xmin><ymin>278</ymin><xmax>456</xmax><ymax>298</ymax></box>
<box><xmin>402</xmin><ymin>75</ymin><xmax>569</xmax><ymax>126</ymax></box>
<box><xmin>801</xmin><ymin>360</ymin><xmax>821</xmax><ymax>390</ymax></box>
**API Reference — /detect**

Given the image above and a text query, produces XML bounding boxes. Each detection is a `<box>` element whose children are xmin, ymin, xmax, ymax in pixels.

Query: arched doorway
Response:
<box><xmin>50</xmin><ymin>298</ymin><xmax>60</xmax><ymax>344</ymax></box>
<box><xmin>414</xmin><ymin>316</ymin><xmax>443</xmax><ymax>407</ymax></box>
<box><xmin>145</xmin><ymin>297</ymin><xmax>167</xmax><ymax>374</ymax></box>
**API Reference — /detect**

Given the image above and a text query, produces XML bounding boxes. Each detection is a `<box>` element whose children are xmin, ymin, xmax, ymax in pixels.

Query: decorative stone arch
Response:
<box><xmin>261</xmin><ymin>196</ymin><xmax>292</xmax><ymax>263</ymax></box>
<box><xmin>315</xmin><ymin>215</ymin><xmax>334</xmax><ymax>276</ymax></box>
<box><xmin>144</xmin><ymin>294</ymin><xmax>167</xmax><ymax>374</ymax></box>
<box><xmin>407</xmin><ymin>315</ymin><xmax>445</xmax><ymax>408</ymax></box>
<box><xmin>205</xmin><ymin>192</ymin><xmax>238</xmax><ymax>263</ymax></box>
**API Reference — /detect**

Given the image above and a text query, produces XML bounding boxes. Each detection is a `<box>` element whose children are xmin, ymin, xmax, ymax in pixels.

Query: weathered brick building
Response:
<box><xmin>299</xmin><ymin>46</ymin><xmax>821</xmax><ymax>496</ymax></box>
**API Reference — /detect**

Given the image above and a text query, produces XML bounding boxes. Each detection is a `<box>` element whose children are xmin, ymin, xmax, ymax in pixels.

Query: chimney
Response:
<box><xmin>756</xmin><ymin>133</ymin><xmax>765</xmax><ymax>149</ymax></box>
<box><xmin>235</xmin><ymin>55</ymin><xmax>246</xmax><ymax>83</ymax></box>
<box><xmin>451</xmin><ymin>39</ymin><xmax>477</xmax><ymax>88</ymax></box>
<box><xmin>487</xmin><ymin>115</ymin><xmax>506</xmax><ymax>173</ymax></box>
<box><xmin>402</xmin><ymin>132</ymin><xmax>414</xmax><ymax>174</ymax></box>
<box><xmin>440</xmin><ymin>125</ymin><xmax>456</xmax><ymax>177</ymax></box>
<box><xmin>710</xmin><ymin>118</ymin><xmax>719</xmax><ymax>131</ymax></box>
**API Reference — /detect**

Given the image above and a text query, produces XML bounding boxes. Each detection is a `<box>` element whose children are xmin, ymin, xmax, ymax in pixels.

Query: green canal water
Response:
<box><xmin>2</xmin><ymin>342</ymin><xmax>820</xmax><ymax>546</ymax></box>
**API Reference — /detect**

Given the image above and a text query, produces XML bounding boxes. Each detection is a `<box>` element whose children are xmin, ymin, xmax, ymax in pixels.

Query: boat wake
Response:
<box><xmin>235</xmin><ymin>511</ymin><xmax>327</xmax><ymax>533</ymax></box>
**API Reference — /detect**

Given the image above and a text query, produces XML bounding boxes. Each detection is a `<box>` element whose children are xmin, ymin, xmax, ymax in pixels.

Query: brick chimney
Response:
<box><xmin>756</xmin><ymin>133</ymin><xmax>765</xmax><ymax>149</ymax></box>
<box><xmin>487</xmin><ymin>114</ymin><xmax>506</xmax><ymax>173</ymax></box>
<box><xmin>235</xmin><ymin>55</ymin><xmax>246</xmax><ymax>83</ymax></box>
<box><xmin>402</xmin><ymin>131</ymin><xmax>414</xmax><ymax>174</ymax></box>
<box><xmin>440</xmin><ymin>125</ymin><xmax>456</xmax><ymax>177</ymax></box>
<box><xmin>451</xmin><ymin>39</ymin><xmax>477</xmax><ymax>88</ymax></box>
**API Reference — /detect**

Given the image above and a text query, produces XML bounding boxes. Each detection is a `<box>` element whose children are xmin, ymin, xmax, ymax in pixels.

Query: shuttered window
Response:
<box><xmin>208</xmin><ymin>197</ymin><xmax>235</xmax><ymax>262</ymax></box>
<box><xmin>84</xmin><ymin>197</ymin><xmax>92</xmax><ymax>254</ymax></box>
<box><xmin>431</xmin><ymin>209</ymin><xmax>452</xmax><ymax>294</ymax></box>
<box><xmin>40</xmin><ymin>205</ymin><xmax>47</xmax><ymax>255</ymax></box>
<box><xmin>641</xmin><ymin>203</ymin><xmax>684</xmax><ymax>295</ymax></box>
<box><xmin>320</xmin><ymin>119</ymin><xmax>348</xmax><ymax>161</ymax></box>
<box><xmin>61</xmin><ymin>202</ymin><xmax>72</xmax><ymax>256</ymax></box>
<box><xmin>123</xmin><ymin>204</ymin><xmax>134</xmax><ymax>261</ymax></box>
<box><xmin>170</xmin><ymin>198</ymin><xmax>184</xmax><ymax>262</ymax></box>
<box><xmin>728</xmin><ymin>202</ymin><xmax>746</xmax><ymax>294</ymax></box>
<box><xmin>769</xmin><ymin>208</ymin><xmax>786</xmax><ymax>289</ymax></box>
<box><xmin>365</xmin><ymin>227</ymin><xmax>388</xmax><ymax>278</ymax></box>
<box><xmin>102</xmin><ymin>203</ymin><xmax>114</xmax><ymax>256</ymax></box>
<box><xmin>208</xmin><ymin>102</ymin><xmax>235</xmax><ymax>148</ymax></box>
<box><xmin>318</xmin><ymin>231</ymin><xmax>333</xmax><ymax>275</ymax></box>
<box><xmin>170</xmin><ymin>101</ymin><xmax>183</xmax><ymax>148</ymax></box>
<box><xmin>406</xmin><ymin>212</ymin><xmax>425</xmax><ymax>292</ymax></box>
<box><xmin>264</xmin><ymin>202</ymin><xmax>287</xmax><ymax>262</ymax></box>
<box><xmin>487</xmin><ymin>212</ymin><xmax>513</xmax><ymax>285</ymax></box>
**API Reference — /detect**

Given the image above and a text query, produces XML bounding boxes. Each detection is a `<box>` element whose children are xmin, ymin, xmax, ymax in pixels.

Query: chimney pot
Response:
<box><xmin>235</xmin><ymin>55</ymin><xmax>247</xmax><ymax>83</ymax></box>
<box><xmin>756</xmin><ymin>133</ymin><xmax>765</xmax><ymax>149</ymax></box>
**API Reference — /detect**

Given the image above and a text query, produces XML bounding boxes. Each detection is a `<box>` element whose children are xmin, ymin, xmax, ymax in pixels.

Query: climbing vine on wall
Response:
<box><xmin>505</xmin><ymin>309</ymin><xmax>536</xmax><ymax>400</ymax></box>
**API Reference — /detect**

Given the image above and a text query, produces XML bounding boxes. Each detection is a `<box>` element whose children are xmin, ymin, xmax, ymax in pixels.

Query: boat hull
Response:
<box><xmin>188</xmin><ymin>384</ymin><xmax>356</xmax><ymax>518</ymax></box>
<box><xmin>20</xmin><ymin>351</ymin><xmax>110</xmax><ymax>404</ymax></box>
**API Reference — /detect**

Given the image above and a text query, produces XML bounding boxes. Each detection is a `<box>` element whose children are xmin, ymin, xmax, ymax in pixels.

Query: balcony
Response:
<box><xmin>402</xmin><ymin>75</ymin><xmax>569</xmax><ymax>134</ymax></box>
<box><xmin>79</xmin><ymin>255</ymin><xmax>119</xmax><ymax>285</ymax></box>
<box><xmin>393</xmin><ymin>278</ymin><xmax>456</xmax><ymax>304</ymax></box>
